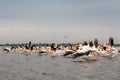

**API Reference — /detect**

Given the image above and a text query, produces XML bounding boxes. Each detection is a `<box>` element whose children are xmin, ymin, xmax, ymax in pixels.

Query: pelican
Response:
<box><xmin>2</xmin><ymin>47</ymin><xmax>11</xmax><ymax>52</ymax></box>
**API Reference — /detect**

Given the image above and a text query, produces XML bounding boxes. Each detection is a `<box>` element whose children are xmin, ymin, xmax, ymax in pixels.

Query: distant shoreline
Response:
<box><xmin>0</xmin><ymin>43</ymin><xmax>120</xmax><ymax>47</ymax></box>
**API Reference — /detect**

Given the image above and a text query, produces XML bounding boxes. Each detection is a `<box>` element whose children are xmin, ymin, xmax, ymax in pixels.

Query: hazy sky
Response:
<box><xmin>0</xmin><ymin>0</ymin><xmax>120</xmax><ymax>44</ymax></box>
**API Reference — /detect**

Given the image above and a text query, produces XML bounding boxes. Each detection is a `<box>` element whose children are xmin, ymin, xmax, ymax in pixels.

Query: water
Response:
<box><xmin>0</xmin><ymin>49</ymin><xmax>120</xmax><ymax>80</ymax></box>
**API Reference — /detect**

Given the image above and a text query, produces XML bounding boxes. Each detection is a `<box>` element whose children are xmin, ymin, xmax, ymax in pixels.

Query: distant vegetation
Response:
<box><xmin>0</xmin><ymin>43</ymin><xmax>120</xmax><ymax>47</ymax></box>
<box><xmin>114</xmin><ymin>44</ymin><xmax>120</xmax><ymax>47</ymax></box>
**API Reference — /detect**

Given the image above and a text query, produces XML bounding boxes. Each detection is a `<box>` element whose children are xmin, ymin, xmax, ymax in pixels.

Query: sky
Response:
<box><xmin>0</xmin><ymin>0</ymin><xmax>120</xmax><ymax>44</ymax></box>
